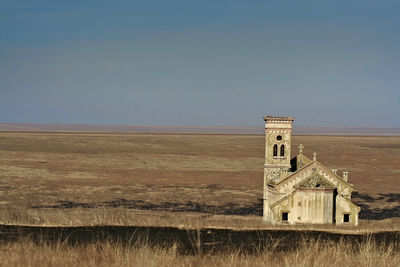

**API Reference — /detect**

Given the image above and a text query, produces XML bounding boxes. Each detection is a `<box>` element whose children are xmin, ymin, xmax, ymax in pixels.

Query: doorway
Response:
<box><xmin>332</xmin><ymin>189</ymin><xmax>338</xmax><ymax>223</ymax></box>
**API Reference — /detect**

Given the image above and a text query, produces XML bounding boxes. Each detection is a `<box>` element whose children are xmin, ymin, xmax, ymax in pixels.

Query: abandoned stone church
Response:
<box><xmin>263</xmin><ymin>116</ymin><xmax>360</xmax><ymax>225</ymax></box>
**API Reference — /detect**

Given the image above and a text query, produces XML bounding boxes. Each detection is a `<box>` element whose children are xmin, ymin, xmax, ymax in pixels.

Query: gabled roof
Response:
<box><xmin>295</xmin><ymin>172</ymin><xmax>336</xmax><ymax>189</ymax></box>
<box><xmin>275</xmin><ymin>160</ymin><xmax>316</xmax><ymax>187</ymax></box>
<box><xmin>276</xmin><ymin>154</ymin><xmax>353</xmax><ymax>189</ymax></box>
<box><xmin>316</xmin><ymin>161</ymin><xmax>354</xmax><ymax>187</ymax></box>
<box><xmin>295</xmin><ymin>153</ymin><xmax>312</xmax><ymax>168</ymax></box>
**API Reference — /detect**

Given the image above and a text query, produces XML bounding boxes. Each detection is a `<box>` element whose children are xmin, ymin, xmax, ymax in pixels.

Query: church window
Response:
<box><xmin>280</xmin><ymin>145</ymin><xmax>285</xmax><ymax>157</ymax></box>
<box><xmin>343</xmin><ymin>214</ymin><xmax>350</xmax><ymax>223</ymax></box>
<box><xmin>273</xmin><ymin>144</ymin><xmax>278</xmax><ymax>157</ymax></box>
<box><xmin>276</xmin><ymin>135</ymin><xmax>282</xmax><ymax>141</ymax></box>
<box><xmin>282</xmin><ymin>212</ymin><xmax>288</xmax><ymax>222</ymax></box>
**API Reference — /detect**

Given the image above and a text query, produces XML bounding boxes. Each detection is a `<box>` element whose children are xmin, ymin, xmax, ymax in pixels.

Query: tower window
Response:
<box><xmin>280</xmin><ymin>145</ymin><xmax>285</xmax><ymax>157</ymax></box>
<box><xmin>273</xmin><ymin>144</ymin><xmax>278</xmax><ymax>157</ymax></box>
<box><xmin>276</xmin><ymin>135</ymin><xmax>282</xmax><ymax>141</ymax></box>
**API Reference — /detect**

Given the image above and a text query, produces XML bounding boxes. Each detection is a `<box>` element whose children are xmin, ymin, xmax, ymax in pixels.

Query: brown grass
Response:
<box><xmin>1</xmin><ymin>237</ymin><xmax>399</xmax><ymax>267</ymax></box>
<box><xmin>1</xmin><ymin>207</ymin><xmax>400</xmax><ymax>234</ymax></box>
<box><xmin>0</xmin><ymin>132</ymin><xmax>399</xmax><ymax>228</ymax></box>
<box><xmin>1</xmin><ymin>131</ymin><xmax>400</xmax><ymax>266</ymax></box>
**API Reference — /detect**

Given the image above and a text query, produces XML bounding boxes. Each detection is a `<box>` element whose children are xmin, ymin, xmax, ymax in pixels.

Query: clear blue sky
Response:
<box><xmin>1</xmin><ymin>1</ymin><xmax>399</xmax><ymax>127</ymax></box>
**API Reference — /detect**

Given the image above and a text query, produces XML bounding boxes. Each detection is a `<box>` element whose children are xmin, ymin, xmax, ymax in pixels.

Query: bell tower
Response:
<box><xmin>263</xmin><ymin>116</ymin><xmax>294</xmax><ymax>223</ymax></box>
<box><xmin>263</xmin><ymin>116</ymin><xmax>294</xmax><ymax>184</ymax></box>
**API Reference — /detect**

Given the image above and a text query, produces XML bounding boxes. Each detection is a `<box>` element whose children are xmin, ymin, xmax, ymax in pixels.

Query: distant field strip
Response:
<box><xmin>1</xmin><ymin>123</ymin><xmax>400</xmax><ymax>135</ymax></box>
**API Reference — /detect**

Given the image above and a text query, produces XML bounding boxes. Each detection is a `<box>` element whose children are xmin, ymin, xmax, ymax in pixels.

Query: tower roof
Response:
<box><xmin>263</xmin><ymin>116</ymin><xmax>295</xmax><ymax>122</ymax></box>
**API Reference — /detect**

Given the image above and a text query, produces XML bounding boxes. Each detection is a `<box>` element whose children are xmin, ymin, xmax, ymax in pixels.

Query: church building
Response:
<box><xmin>263</xmin><ymin>116</ymin><xmax>360</xmax><ymax>225</ymax></box>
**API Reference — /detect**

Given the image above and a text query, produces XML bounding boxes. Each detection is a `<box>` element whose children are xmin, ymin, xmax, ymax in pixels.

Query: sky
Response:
<box><xmin>0</xmin><ymin>1</ymin><xmax>399</xmax><ymax>127</ymax></box>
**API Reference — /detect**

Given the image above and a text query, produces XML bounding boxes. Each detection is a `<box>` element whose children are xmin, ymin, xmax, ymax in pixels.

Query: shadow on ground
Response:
<box><xmin>31</xmin><ymin>193</ymin><xmax>400</xmax><ymax>220</ymax></box>
<box><xmin>352</xmin><ymin>192</ymin><xmax>400</xmax><ymax>220</ymax></box>
<box><xmin>32</xmin><ymin>198</ymin><xmax>264</xmax><ymax>216</ymax></box>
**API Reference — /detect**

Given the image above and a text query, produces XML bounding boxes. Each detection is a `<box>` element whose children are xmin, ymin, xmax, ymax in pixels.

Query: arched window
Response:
<box><xmin>280</xmin><ymin>145</ymin><xmax>285</xmax><ymax>157</ymax></box>
<box><xmin>273</xmin><ymin>144</ymin><xmax>278</xmax><ymax>157</ymax></box>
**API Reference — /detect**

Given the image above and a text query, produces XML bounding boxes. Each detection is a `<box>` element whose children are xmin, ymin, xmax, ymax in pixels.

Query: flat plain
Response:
<box><xmin>0</xmin><ymin>131</ymin><xmax>399</xmax><ymax>228</ymax></box>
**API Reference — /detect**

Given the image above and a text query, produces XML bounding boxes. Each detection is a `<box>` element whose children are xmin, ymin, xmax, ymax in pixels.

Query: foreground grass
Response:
<box><xmin>0</xmin><ymin>238</ymin><xmax>399</xmax><ymax>267</ymax></box>
<box><xmin>2</xmin><ymin>207</ymin><xmax>400</xmax><ymax>233</ymax></box>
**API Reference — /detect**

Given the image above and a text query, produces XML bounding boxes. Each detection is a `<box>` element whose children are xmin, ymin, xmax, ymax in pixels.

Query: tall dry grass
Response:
<box><xmin>0</xmin><ymin>237</ymin><xmax>398</xmax><ymax>267</ymax></box>
<box><xmin>1</xmin><ymin>206</ymin><xmax>400</xmax><ymax>233</ymax></box>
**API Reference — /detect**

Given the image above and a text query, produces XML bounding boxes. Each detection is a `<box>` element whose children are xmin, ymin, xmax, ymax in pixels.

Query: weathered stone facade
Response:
<box><xmin>263</xmin><ymin>116</ymin><xmax>360</xmax><ymax>225</ymax></box>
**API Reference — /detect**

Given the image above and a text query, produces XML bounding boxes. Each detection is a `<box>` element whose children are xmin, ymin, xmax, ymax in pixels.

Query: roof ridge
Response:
<box><xmin>276</xmin><ymin>160</ymin><xmax>316</xmax><ymax>186</ymax></box>
<box><xmin>314</xmin><ymin>161</ymin><xmax>354</xmax><ymax>187</ymax></box>
<box><xmin>294</xmin><ymin>172</ymin><xmax>336</xmax><ymax>189</ymax></box>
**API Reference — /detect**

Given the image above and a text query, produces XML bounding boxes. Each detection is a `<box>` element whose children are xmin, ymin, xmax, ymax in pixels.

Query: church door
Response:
<box><xmin>332</xmin><ymin>189</ymin><xmax>338</xmax><ymax>223</ymax></box>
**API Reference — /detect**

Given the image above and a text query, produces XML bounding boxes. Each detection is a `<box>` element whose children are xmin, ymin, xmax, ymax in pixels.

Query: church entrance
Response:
<box><xmin>332</xmin><ymin>189</ymin><xmax>338</xmax><ymax>223</ymax></box>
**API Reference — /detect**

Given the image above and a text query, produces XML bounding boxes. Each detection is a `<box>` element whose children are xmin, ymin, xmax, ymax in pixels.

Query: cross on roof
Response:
<box><xmin>298</xmin><ymin>144</ymin><xmax>304</xmax><ymax>154</ymax></box>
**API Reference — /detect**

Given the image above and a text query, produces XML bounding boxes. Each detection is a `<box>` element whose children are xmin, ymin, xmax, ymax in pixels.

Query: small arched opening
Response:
<box><xmin>280</xmin><ymin>145</ymin><xmax>285</xmax><ymax>157</ymax></box>
<box><xmin>273</xmin><ymin>144</ymin><xmax>278</xmax><ymax>157</ymax></box>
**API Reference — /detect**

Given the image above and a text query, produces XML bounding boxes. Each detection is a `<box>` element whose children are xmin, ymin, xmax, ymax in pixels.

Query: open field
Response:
<box><xmin>0</xmin><ymin>131</ymin><xmax>399</xmax><ymax>228</ymax></box>
<box><xmin>1</xmin><ymin>131</ymin><xmax>400</xmax><ymax>266</ymax></box>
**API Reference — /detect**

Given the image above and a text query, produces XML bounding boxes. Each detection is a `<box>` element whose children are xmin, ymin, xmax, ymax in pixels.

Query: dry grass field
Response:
<box><xmin>1</xmin><ymin>238</ymin><xmax>399</xmax><ymax>267</ymax></box>
<box><xmin>0</xmin><ymin>131</ymin><xmax>399</xmax><ymax>228</ymax></box>
<box><xmin>1</xmin><ymin>131</ymin><xmax>400</xmax><ymax>266</ymax></box>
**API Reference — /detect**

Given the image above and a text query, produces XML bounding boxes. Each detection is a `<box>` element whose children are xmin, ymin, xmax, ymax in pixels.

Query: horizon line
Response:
<box><xmin>1</xmin><ymin>121</ymin><xmax>400</xmax><ymax>129</ymax></box>
<box><xmin>0</xmin><ymin>122</ymin><xmax>399</xmax><ymax>136</ymax></box>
